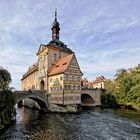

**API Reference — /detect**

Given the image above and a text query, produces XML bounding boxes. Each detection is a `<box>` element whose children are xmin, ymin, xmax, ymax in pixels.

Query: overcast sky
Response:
<box><xmin>0</xmin><ymin>0</ymin><xmax>140</xmax><ymax>89</ymax></box>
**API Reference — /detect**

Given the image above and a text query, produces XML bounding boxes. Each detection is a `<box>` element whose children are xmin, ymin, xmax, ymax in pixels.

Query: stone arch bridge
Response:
<box><xmin>81</xmin><ymin>89</ymin><xmax>102</xmax><ymax>107</ymax></box>
<box><xmin>14</xmin><ymin>90</ymin><xmax>48</xmax><ymax>111</ymax></box>
<box><xmin>13</xmin><ymin>89</ymin><xmax>102</xmax><ymax>110</ymax></box>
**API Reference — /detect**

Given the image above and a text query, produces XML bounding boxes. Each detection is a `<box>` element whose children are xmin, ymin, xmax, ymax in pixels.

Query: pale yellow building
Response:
<box><xmin>21</xmin><ymin>11</ymin><xmax>83</xmax><ymax>105</ymax></box>
<box><xmin>82</xmin><ymin>76</ymin><xmax>107</xmax><ymax>89</ymax></box>
<box><xmin>92</xmin><ymin>76</ymin><xmax>107</xmax><ymax>89</ymax></box>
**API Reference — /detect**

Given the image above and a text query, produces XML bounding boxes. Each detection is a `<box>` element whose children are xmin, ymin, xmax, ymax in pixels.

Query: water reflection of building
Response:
<box><xmin>21</xmin><ymin>11</ymin><xmax>83</xmax><ymax>106</ymax></box>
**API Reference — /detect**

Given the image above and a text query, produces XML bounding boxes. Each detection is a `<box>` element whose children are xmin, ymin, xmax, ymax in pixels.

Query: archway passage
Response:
<box><xmin>14</xmin><ymin>91</ymin><xmax>48</xmax><ymax>112</ymax></box>
<box><xmin>40</xmin><ymin>80</ymin><xmax>45</xmax><ymax>90</ymax></box>
<box><xmin>16</xmin><ymin>97</ymin><xmax>48</xmax><ymax>111</ymax></box>
<box><xmin>81</xmin><ymin>94</ymin><xmax>95</xmax><ymax>106</ymax></box>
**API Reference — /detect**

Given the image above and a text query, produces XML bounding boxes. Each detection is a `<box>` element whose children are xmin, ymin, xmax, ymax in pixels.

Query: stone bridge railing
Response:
<box><xmin>14</xmin><ymin>90</ymin><xmax>46</xmax><ymax>99</ymax></box>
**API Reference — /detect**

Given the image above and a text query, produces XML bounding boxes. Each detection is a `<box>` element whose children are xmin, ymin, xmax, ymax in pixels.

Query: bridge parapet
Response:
<box><xmin>82</xmin><ymin>89</ymin><xmax>103</xmax><ymax>95</ymax></box>
<box><xmin>14</xmin><ymin>90</ymin><xmax>46</xmax><ymax>96</ymax></box>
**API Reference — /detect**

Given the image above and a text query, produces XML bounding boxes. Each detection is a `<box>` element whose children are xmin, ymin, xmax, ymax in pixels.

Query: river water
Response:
<box><xmin>0</xmin><ymin>106</ymin><xmax>140</xmax><ymax>140</ymax></box>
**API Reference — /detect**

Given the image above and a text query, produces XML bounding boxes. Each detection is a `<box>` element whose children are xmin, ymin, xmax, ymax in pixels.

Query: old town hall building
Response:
<box><xmin>21</xmin><ymin>11</ymin><xmax>83</xmax><ymax>106</ymax></box>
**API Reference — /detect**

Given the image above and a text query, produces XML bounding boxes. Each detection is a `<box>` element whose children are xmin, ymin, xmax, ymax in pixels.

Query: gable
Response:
<box><xmin>36</xmin><ymin>44</ymin><xmax>46</xmax><ymax>55</ymax></box>
<box><xmin>65</xmin><ymin>54</ymin><xmax>83</xmax><ymax>75</ymax></box>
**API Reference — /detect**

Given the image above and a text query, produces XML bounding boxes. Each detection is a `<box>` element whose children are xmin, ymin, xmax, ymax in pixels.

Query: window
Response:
<box><xmin>65</xmin><ymin>85</ymin><xmax>67</xmax><ymax>90</ymax></box>
<box><xmin>72</xmin><ymin>76</ymin><xmax>74</xmax><ymax>81</ymax></box>
<box><xmin>60</xmin><ymin>86</ymin><xmax>62</xmax><ymax>90</ymax></box>
<box><xmin>77</xmin><ymin>76</ymin><xmax>80</xmax><ymax>81</ymax></box>
<box><xmin>50</xmin><ymin>87</ymin><xmax>52</xmax><ymax>91</ymax></box>
<box><xmin>69</xmin><ymin>75</ymin><xmax>72</xmax><ymax>80</ymax></box>
<box><xmin>78</xmin><ymin>86</ymin><xmax>81</xmax><ymax>90</ymax></box>
<box><xmin>68</xmin><ymin>85</ymin><xmax>71</xmax><ymax>90</ymax></box>
<box><xmin>63</xmin><ymin>62</ymin><xmax>67</xmax><ymax>65</ymax></box>
<box><xmin>60</xmin><ymin>76</ymin><xmax>63</xmax><ymax>81</ymax></box>
<box><xmin>50</xmin><ymin>78</ymin><xmax>52</xmax><ymax>82</ymax></box>
<box><xmin>54</xmin><ymin>54</ymin><xmax>57</xmax><ymax>61</ymax></box>
<box><xmin>65</xmin><ymin>75</ymin><xmax>68</xmax><ymax>80</ymax></box>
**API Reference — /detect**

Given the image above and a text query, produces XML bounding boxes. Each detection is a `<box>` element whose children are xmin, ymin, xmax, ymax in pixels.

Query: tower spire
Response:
<box><xmin>51</xmin><ymin>9</ymin><xmax>60</xmax><ymax>40</ymax></box>
<box><xmin>55</xmin><ymin>9</ymin><xmax>57</xmax><ymax>21</ymax></box>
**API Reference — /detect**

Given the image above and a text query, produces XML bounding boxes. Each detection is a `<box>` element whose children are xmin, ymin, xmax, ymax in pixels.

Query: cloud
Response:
<box><xmin>0</xmin><ymin>46</ymin><xmax>37</xmax><ymax>89</ymax></box>
<box><xmin>0</xmin><ymin>0</ymin><xmax>140</xmax><ymax>89</ymax></box>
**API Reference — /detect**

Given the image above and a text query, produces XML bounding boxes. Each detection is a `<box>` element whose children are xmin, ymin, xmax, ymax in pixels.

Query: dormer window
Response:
<box><xmin>63</xmin><ymin>62</ymin><xmax>67</xmax><ymax>65</ymax></box>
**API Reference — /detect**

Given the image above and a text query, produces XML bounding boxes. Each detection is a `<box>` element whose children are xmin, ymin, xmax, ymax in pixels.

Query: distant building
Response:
<box><xmin>92</xmin><ymin>76</ymin><xmax>107</xmax><ymax>89</ymax></box>
<box><xmin>82</xmin><ymin>76</ymin><xmax>107</xmax><ymax>89</ymax></box>
<box><xmin>21</xmin><ymin>11</ymin><xmax>83</xmax><ymax>106</ymax></box>
<box><xmin>82</xmin><ymin>80</ymin><xmax>94</xmax><ymax>89</ymax></box>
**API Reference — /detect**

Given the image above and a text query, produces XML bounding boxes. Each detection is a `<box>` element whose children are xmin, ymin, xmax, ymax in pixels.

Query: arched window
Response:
<box><xmin>40</xmin><ymin>80</ymin><xmax>45</xmax><ymax>90</ymax></box>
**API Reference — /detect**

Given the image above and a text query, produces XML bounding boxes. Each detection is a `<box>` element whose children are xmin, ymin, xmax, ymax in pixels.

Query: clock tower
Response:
<box><xmin>51</xmin><ymin>10</ymin><xmax>60</xmax><ymax>40</ymax></box>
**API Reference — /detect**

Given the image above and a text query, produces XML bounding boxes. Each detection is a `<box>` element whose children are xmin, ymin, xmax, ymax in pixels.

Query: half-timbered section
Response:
<box><xmin>48</xmin><ymin>53</ymin><xmax>82</xmax><ymax>105</ymax></box>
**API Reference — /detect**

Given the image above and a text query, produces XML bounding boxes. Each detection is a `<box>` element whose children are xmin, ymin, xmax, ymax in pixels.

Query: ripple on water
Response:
<box><xmin>0</xmin><ymin>107</ymin><xmax>140</xmax><ymax>140</ymax></box>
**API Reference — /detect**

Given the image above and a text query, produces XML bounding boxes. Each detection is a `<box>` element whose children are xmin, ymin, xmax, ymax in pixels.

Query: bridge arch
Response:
<box><xmin>14</xmin><ymin>91</ymin><xmax>48</xmax><ymax>111</ymax></box>
<box><xmin>81</xmin><ymin>93</ymin><xmax>95</xmax><ymax>106</ymax></box>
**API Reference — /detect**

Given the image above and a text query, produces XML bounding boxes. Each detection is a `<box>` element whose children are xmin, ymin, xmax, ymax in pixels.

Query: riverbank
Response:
<box><xmin>0</xmin><ymin>109</ymin><xmax>16</xmax><ymax>133</ymax></box>
<box><xmin>101</xmin><ymin>104</ymin><xmax>140</xmax><ymax>112</ymax></box>
<box><xmin>0</xmin><ymin>119</ymin><xmax>15</xmax><ymax>134</ymax></box>
<box><xmin>0</xmin><ymin>91</ymin><xmax>16</xmax><ymax>133</ymax></box>
<box><xmin>101</xmin><ymin>92</ymin><xmax>140</xmax><ymax>112</ymax></box>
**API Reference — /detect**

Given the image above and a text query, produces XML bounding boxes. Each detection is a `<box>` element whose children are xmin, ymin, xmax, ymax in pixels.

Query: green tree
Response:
<box><xmin>0</xmin><ymin>67</ymin><xmax>15</xmax><ymax>130</ymax></box>
<box><xmin>0</xmin><ymin>67</ymin><xmax>11</xmax><ymax>90</ymax></box>
<box><xmin>102</xmin><ymin>64</ymin><xmax>140</xmax><ymax>111</ymax></box>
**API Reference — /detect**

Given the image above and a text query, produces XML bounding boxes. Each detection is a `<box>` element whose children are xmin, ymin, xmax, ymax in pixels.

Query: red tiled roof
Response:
<box><xmin>48</xmin><ymin>53</ymin><xmax>74</xmax><ymax>76</ymax></box>
<box><xmin>82</xmin><ymin>81</ymin><xmax>94</xmax><ymax>88</ymax></box>
<box><xmin>21</xmin><ymin>62</ymin><xmax>38</xmax><ymax>80</ymax></box>
<box><xmin>27</xmin><ymin>62</ymin><xmax>38</xmax><ymax>72</ymax></box>
<box><xmin>93</xmin><ymin>76</ymin><xmax>106</xmax><ymax>83</ymax></box>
